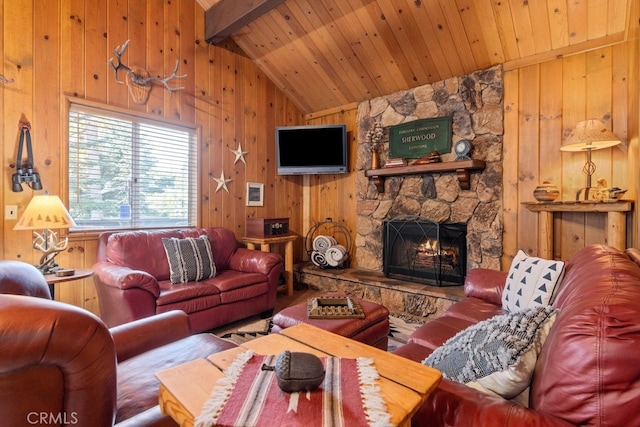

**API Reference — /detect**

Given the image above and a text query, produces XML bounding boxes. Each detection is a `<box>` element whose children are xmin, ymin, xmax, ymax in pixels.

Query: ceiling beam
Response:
<box><xmin>205</xmin><ymin>0</ymin><xmax>286</xmax><ymax>45</ymax></box>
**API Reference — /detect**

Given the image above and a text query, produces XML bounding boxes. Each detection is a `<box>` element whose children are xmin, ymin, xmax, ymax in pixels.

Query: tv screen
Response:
<box><xmin>275</xmin><ymin>124</ymin><xmax>348</xmax><ymax>175</ymax></box>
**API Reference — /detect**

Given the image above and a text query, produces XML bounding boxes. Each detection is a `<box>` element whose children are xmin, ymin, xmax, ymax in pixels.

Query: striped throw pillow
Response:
<box><xmin>162</xmin><ymin>235</ymin><xmax>216</xmax><ymax>284</ymax></box>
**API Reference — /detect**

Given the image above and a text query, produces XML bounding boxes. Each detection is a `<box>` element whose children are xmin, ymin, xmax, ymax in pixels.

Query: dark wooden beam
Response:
<box><xmin>205</xmin><ymin>0</ymin><xmax>286</xmax><ymax>45</ymax></box>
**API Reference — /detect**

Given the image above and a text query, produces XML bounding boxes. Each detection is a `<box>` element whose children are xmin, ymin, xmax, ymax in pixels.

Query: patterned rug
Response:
<box><xmin>212</xmin><ymin>314</ymin><xmax>424</xmax><ymax>352</ymax></box>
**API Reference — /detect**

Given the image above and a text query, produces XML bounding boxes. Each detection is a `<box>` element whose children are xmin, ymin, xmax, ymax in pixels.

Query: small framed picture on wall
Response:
<box><xmin>246</xmin><ymin>182</ymin><xmax>264</xmax><ymax>206</ymax></box>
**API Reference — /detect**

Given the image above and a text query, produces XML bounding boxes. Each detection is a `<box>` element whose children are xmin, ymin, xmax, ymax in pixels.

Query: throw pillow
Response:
<box><xmin>422</xmin><ymin>306</ymin><xmax>557</xmax><ymax>401</ymax></box>
<box><xmin>502</xmin><ymin>250</ymin><xmax>565</xmax><ymax>311</ymax></box>
<box><xmin>162</xmin><ymin>235</ymin><xmax>216</xmax><ymax>284</ymax></box>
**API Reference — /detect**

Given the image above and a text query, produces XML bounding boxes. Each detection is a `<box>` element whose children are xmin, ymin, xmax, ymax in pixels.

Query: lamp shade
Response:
<box><xmin>560</xmin><ymin>119</ymin><xmax>621</xmax><ymax>152</ymax></box>
<box><xmin>13</xmin><ymin>195</ymin><xmax>76</xmax><ymax>231</ymax></box>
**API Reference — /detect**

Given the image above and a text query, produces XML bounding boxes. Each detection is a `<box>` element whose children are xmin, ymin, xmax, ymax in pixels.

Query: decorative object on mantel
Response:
<box><xmin>211</xmin><ymin>170</ymin><xmax>232</xmax><ymax>192</ymax></box>
<box><xmin>366</xmin><ymin>120</ymin><xmax>384</xmax><ymax>169</ymax></box>
<box><xmin>413</xmin><ymin>150</ymin><xmax>442</xmax><ymax>165</ymax></box>
<box><xmin>305</xmin><ymin>218</ymin><xmax>352</xmax><ymax>268</ymax></box>
<box><xmin>389</xmin><ymin>116</ymin><xmax>452</xmax><ymax>159</ymax></box>
<box><xmin>385</xmin><ymin>157</ymin><xmax>404</xmax><ymax>168</ymax></box>
<box><xmin>560</xmin><ymin>119</ymin><xmax>622</xmax><ymax>201</ymax></box>
<box><xmin>454</xmin><ymin>139</ymin><xmax>472</xmax><ymax>161</ymax></box>
<box><xmin>231</xmin><ymin>142</ymin><xmax>248</xmax><ymax>165</ymax></box>
<box><xmin>533</xmin><ymin>181</ymin><xmax>560</xmax><ymax>202</ymax></box>
<box><xmin>108</xmin><ymin>39</ymin><xmax>186</xmax><ymax>104</ymax></box>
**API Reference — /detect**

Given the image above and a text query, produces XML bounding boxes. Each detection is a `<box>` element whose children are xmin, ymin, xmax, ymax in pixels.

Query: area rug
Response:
<box><xmin>212</xmin><ymin>314</ymin><xmax>424</xmax><ymax>352</ymax></box>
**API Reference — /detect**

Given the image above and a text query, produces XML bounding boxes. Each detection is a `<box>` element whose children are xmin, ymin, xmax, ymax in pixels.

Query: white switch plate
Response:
<box><xmin>5</xmin><ymin>205</ymin><xmax>18</xmax><ymax>220</ymax></box>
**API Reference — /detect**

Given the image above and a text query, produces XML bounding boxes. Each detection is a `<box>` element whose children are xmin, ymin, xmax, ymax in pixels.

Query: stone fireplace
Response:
<box><xmin>383</xmin><ymin>216</ymin><xmax>467</xmax><ymax>286</ymax></box>
<box><xmin>355</xmin><ymin>65</ymin><xmax>504</xmax><ymax>275</ymax></box>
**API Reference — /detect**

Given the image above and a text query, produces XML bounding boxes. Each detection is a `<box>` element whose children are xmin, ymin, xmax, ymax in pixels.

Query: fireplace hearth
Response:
<box><xmin>383</xmin><ymin>216</ymin><xmax>467</xmax><ymax>286</ymax></box>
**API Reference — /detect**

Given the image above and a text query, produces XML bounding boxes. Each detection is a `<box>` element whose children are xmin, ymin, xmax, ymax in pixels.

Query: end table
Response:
<box><xmin>44</xmin><ymin>268</ymin><xmax>93</xmax><ymax>300</ymax></box>
<box><xmin>240</xmin><ymin>235</ymin><xmax>297</xmax><ymax>296</ymax></box>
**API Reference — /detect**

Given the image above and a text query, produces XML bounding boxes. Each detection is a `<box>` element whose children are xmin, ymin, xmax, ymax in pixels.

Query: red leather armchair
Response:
<box><xmin>0</xmin><ymin>260</ymin><xmax>237</xmax><ymax>426</ymax></box>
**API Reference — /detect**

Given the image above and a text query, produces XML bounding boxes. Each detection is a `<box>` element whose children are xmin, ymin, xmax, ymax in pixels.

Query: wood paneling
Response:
<box><xmin>1</xmin><ymin>0</ymin><xmax>304</xmax><ymax>315</ymax></box>
<box><xmin>1</xmin><ymin>0</ymin><xmax>638</xmax><ymax>317</ymax></box>
<box><xmin>198</xmin><ymin>0</ymin><xmax>632</xmax><ymax>115</ymax></box>
<box><xmin>503</xmin><ymin>45</ymin><xmax>633</xmax><ymax>264</ymax></box>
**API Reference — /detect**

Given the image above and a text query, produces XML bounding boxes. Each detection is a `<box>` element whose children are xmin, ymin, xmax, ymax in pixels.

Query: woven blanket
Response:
<box><xmin>195</xmin><ymin>350</ymin><xmax>392</xmax><ymax>427</ymax></box>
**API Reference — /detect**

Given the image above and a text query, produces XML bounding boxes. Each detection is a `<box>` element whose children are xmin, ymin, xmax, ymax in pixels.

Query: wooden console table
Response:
<box><xmin>523</xmin><ymin>200</ymin><xmax>633</xmax><ymax>258</ymax></box>
<box><xmin>241</xmin><ymin>235</ymin><xmax>297</xmax><ymax>296</ymax></box>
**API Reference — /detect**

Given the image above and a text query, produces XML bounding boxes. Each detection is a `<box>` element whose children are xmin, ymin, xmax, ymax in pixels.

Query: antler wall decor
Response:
<box><xmin>1</xmin><ymin>74</ymin><xmax>14</xmax><ymax>84</ymax></box>
<box><xmin>108</xmin><ymin>39</ymin><xmax>186</xmax><ymax>104</ymax></box>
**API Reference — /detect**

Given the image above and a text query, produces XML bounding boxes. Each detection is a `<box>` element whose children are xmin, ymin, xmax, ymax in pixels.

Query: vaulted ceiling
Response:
<box><xmin>197</xmin><ymin>0</ymin><xmax>633</xmax><ymax>115</ymax></box>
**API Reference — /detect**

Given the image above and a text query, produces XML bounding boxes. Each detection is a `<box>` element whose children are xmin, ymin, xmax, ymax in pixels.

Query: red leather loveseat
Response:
<box><xmin>394</xmin><ymin>244</ymin><xmax>640</xmax><ymax>427</ymax></box>
<box><xmin>93</xmin><ymin>227</ymin><xmax>283</xmax><ymax>332</ymax></box>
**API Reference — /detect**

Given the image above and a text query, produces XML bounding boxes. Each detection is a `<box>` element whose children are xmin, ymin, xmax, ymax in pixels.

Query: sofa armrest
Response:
<box><xmin>227</xmin><ymin>247</ymin><xmax>283</xmax><ymax>277</ymax></box>
<box><xmin>93</xmin><ymin>261</ymin><xmax>161</xmax><ymax>298</ymax></box>
<box><xmin>415</xmin><ymin>379</ymin><xmax>575</xmax><ymax>427</ymax></box>
<box><xmin>463</xmin><ymin>268</ymin><xmax>508</xmax><ymax>306</ymax></box>
<box><xmin>110</xmin><ymin>310</ymin><xmax>191</xmax><ymax>362</ymax></box>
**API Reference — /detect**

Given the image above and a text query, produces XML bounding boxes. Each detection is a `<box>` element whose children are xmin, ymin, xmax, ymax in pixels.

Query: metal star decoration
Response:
<box><xmin>230</xmin><ymin>142</ymin><xmax>248</xmax><ymax>164</ymax></box>
<box><xmin>211</xmin><ymin>171</ymin><xmax>233</xmax><ymax>193</ymax></box>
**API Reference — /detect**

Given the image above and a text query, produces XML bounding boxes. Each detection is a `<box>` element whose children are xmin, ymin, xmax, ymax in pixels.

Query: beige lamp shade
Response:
<box><xmin>560</xmin><ymin>119</ymin><xmax>621</xmax><ymax>152</ymax></box>
<box><xmin>13</xmin><ymin>195</ymin><xmax>76</xmax><ymax>231</ymax></box>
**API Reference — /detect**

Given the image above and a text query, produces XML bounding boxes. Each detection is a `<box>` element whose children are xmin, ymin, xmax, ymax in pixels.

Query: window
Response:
<box><xmin>67</xmin><ymin>100</ymin><xmax>198</xmax><ymax>231</ymax></box>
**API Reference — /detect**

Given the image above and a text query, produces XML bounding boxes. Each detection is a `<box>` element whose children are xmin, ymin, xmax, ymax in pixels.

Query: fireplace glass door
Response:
<box><xmin>383</xmin><ymin>216</ymin><xmax>467</xmax><ymax>286</ymax></box>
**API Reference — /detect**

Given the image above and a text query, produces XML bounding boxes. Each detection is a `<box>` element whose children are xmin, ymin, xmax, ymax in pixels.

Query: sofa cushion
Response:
<box><xmin>162</xmin><ymin>236</ymin><xmax>216</xmax><ymax>284</ymax></box>
<box><xmin>502</xmin><ymin>250</ymin><xmax>565</xmax><ymax>311</ymax></box>
<box><xmin>106</xmin><ymin>230</ymin><xmax>182</xmax><ymax>280</ymax></box>
<box><xmin>422</xmin><ymin>306</ymin><xmax>557</xmax><ymax>400</ymax></box>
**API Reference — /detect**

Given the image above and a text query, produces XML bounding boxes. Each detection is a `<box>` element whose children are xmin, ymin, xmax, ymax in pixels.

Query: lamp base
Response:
<box><xmin>575</xmin><ymin>187</ymin><xmax>595</xmax><ymax>201</ymax></box>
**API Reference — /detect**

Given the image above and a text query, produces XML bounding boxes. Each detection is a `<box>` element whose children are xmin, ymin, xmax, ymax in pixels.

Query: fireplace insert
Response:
<box><xmin>383</xmin><ymin>216</ymin><xmax>467</xmax><ymax>286</ymax></box>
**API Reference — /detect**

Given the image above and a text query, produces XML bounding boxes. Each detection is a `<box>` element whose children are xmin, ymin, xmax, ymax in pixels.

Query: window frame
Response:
<box><xmin>64</xmin><ymin>97</ymin><xmax>201</xmax><ymax>235</ymax></box>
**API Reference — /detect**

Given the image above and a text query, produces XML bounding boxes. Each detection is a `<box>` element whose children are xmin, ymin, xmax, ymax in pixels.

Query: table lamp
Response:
<box><xmin>13</xmin><ymin>194</ymin><xmax>77</xmax><ymax>273</ymax></box>
<box><xmin>560</xmin><ymin>119</ymin><xmax>621</xmax><ymax>200</ymax></box>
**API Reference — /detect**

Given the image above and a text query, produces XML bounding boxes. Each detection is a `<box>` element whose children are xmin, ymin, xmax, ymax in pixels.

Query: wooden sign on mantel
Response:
<box><xmin>389</xmin><ymin>116</ymin><xmax>452</xmax><ymax>159</ymax></box>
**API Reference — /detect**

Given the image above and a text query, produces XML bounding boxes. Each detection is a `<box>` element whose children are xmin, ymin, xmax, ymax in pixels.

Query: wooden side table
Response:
<box><xmin>240</xmin><ymin>235</ymin><xmax>297</xmax><ymax>296</ymax></box>
<box><xmin>44</xmin><ymin>268</ymin><xmax>93</xmax><ymax>300</ymax></box>
<box><xmin>523</xmin><ymin>200</ymin><xmax>633</xmax><ymax>258</ymax></box>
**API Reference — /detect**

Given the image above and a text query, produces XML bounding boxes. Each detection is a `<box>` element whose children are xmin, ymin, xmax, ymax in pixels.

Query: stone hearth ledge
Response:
<box><xmin>294</xmin><ymin>262</ymin><xmax>465</xmax><ymax>321</ymax></box>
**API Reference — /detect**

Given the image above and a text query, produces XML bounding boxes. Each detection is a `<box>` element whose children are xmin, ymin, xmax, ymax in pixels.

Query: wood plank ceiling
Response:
<box><xmin>197</xmin><ymin>0</ymin><xmax>632</xmax><ymax>115</ymax></box>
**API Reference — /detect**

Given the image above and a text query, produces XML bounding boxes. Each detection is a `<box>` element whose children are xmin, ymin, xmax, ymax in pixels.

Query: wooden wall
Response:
<box><xmin>503</xmin><ymin>44</ymin><xmax>635</xmax><ymax>264</ymax></box>
<box><xmin>1</xmin><ymin>0</ymin><xmax>304</xmax><ymax>315</ymax></box>
<box><xmin>1</xmin><ymin>1</ymin><xmax>638</xmax><ymax>316</ymax></box>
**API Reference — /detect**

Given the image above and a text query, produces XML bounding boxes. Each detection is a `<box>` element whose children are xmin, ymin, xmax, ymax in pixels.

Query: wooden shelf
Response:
<box><xmin>523</xmin><ymin>200</ymin><xmax>633</xmax><ymax>213</ymax></box>
<box><xmin>364</xmin><ymin>159</ymin><xmax>486</xmax><ymax>192</ymax></box>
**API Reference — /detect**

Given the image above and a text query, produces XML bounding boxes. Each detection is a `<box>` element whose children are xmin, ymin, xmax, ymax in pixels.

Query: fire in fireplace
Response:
<box><xmin>383</xmin><ymin>216</ymin><xmax>467</xmax><ymax>286</ymax></box>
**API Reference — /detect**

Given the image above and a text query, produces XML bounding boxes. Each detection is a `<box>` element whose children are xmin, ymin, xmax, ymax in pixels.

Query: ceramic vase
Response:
<box><xmin>534</xmin><ymin>182</ymin><xmax>560</xmax><ymax>202</ymax></box>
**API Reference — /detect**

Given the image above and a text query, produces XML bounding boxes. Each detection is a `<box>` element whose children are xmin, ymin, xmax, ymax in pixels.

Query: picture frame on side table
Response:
<box><xmin>246</xmin><ymin>182</ymin><xmax>264</xmax><ymax>206</ymax></box>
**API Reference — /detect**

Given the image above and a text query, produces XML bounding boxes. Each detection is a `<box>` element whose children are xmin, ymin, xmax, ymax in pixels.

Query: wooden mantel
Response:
<box><xmin>523</xmin><ymin>200</ymin><xmax>633</xmax><ymax>259</ymax></box>
<box><xmin>365</xmin><ymin>159</ymin><xmax>486</xmax><ymax>193</ymax></box>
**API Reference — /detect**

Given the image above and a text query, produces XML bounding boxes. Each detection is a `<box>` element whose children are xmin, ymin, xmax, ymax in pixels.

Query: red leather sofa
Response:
<box><xmin>0</xmin><ymin>260</ymin><xmax>238</xmax><ymax>426</ymax></box>
<box><xmin>93</xmin><ymin>227</ymin><xmax>283</xmax><ymax>332</ymax></box>
<box><xmin>394</xmin><ymin>244</ymin><xmax>640</xmax><ymax>427</ymax></box>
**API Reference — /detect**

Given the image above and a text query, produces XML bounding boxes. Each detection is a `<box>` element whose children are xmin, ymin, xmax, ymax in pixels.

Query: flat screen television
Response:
<box><xmin>275</xmin><ymin>124</ymin><xmax>348</xmax><ymax>175</ymax></box>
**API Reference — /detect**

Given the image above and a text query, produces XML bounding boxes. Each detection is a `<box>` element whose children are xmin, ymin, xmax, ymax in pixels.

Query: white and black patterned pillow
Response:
<box><xmin>502</xmin><ymin>250</ymin><xmax>565</xmax><ymax>312</ymax></box>
<box><xmin>162</xmin><ymin>236</ymin><xmax>216</xmax><ymax>284</ymax></box>
<box><xmin>423</xmin><ymin>306</ymin><xmax>557</xmax><ymax>400</ymax></box>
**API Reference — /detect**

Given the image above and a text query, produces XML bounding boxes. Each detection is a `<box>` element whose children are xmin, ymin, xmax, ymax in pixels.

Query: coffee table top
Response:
<box><xmin>156</xmin><ymin>323</ymin><xmax>441</xmax><ymax>427</ymax></box>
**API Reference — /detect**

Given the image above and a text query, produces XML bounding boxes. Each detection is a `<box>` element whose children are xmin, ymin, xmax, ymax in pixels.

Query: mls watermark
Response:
<box><xmin>27</xmin><ymin>412</ymin><xmax>79</xmax><ymax>425</ymax></box>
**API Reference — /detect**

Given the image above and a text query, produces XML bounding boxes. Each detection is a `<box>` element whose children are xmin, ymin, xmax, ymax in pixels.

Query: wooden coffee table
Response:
<box><xmin>156</xmin><ymin>323</ymin><xmax>441</xmax><ymax>427</ymax></box>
